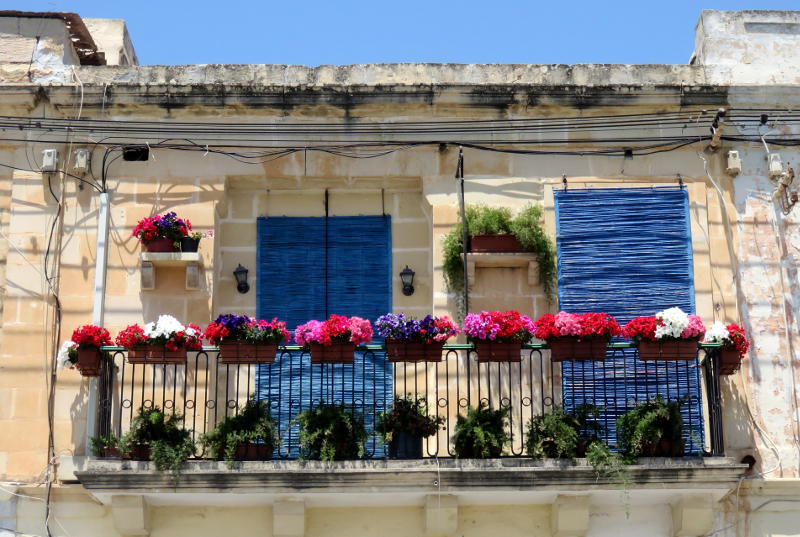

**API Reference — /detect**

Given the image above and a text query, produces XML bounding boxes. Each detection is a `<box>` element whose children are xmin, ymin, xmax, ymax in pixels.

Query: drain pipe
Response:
<box><xmin>85</xmin><ymin>191</ymin><xmax>110</xmax><ymax>455</ymax></box>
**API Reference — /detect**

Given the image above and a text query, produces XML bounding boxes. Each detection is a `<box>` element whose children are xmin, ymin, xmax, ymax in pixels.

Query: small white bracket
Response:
<box><xmin>466</xmin><ymin>253</ymin><xmax>540</xmax><ymax>287</ymax></box>
<box><xmin>139</xmin><ymin>252</ymin><xmax>202</xmax><ymax>291</ymax></box>
<box><xmin>111</xmin><ymin>495</ymin><xmax>150</xmax><ymax>537</ymax></box>
<box><xmin>273</xmin><ymin>499</ymin><xmax>305</xmax><ymax>537</ymax></box>
<box><xmin>551</xmin><ymin>495</ymin><xmax>589</xmax><ymax>537</ymax></box>
<box><xmin>425</xmin><ymin>494</ymin><xmax>458</xmax><ymax>537</ymax></box>
<box><xmin>672</xmin><ymin>495</ymin><xmax>713</xmax><ymax>537</ymax></box>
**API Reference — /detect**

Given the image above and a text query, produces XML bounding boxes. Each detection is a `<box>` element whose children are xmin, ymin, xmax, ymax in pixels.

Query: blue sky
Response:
<box><xmin>21</xmin><ymin>1</ymin><xmax>800</xmax><ymax>65</ymax></box>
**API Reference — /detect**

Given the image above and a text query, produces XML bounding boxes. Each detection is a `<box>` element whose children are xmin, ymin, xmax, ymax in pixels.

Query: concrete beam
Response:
<box><xmin>111</xmin><ymin>495</ymin><xmax>150</xmax><ymax>537</ymax></box>
<box><xmin>425</xmin><ymin>494</ymin><xmax>458</xmax><ymax>537</ymax></box>
<box><xmin>551</xmin><ymin>495</ymin><xmax>589</xmax><ymax>537</ymax></box>
<box><xmin>672</xmin><ymin>495</ymin><xmax>714</xmax><ymax>537</ymax></box>
<box><xmin>273</xmin><ymin>499</ymin><xmax>305</xmax><ymax>537</ymax></box>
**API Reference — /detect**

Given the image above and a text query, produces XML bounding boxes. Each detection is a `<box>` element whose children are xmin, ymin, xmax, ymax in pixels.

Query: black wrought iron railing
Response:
<box><xmin>95</xmin><ymin>343</ymin><xmax>726</xmax><ymax>459</ymax></box>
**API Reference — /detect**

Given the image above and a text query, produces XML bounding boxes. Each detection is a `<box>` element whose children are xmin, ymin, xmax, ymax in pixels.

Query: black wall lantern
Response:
<box><xmin>399</xmin><ymin>265</ymin><xmax>415</xmax><ymax>296</ymax></box>
<box><xmin>233</xmin><ymin>264</ymin><xmax>250</xmax><ymax>294</ymax></box>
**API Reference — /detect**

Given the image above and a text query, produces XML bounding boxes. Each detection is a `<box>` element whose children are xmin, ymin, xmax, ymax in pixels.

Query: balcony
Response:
<box><xmin>87</xmin><ymin>342</ymin><xmax>727</xmax><ymax>459</ymax></box>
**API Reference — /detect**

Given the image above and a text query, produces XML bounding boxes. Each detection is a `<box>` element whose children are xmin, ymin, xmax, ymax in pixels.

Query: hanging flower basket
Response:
<box><xmin>548</xmin><ymin>337</ymin><xmax>609</xmax><ymax>362</ymax></box>
<box><xmin>127</xmin><ymin>345</ymin><xmax>188</xmax><ymax>365</ymax></box>
<box><xmin>310</xmin><ymin>342</ymin><xmax>355</xmax><ymax>364</ymax></box>
<box><xmin>76</xmin><ymin>347</ymin><xmax>104</xmax><ymax>376</ymax></box>
<box><xmin>218</xmin><ymin>341</ymin><xmax>277</xmax><ymax>364</ymax></box>
<box><xmin>469</xmin><ymin>234</ymin><xmax>524</xmax><ymax>253</ymax></box>
<box><xmin>144</xmin><ymin>238</ymin><xmax>178</xmax><ymax>252</ymax></box>
<box><xmin>474</xmin><ymin>340</ymin><xmax>522</xmax><ymax>363</ymax></box>
<box><xmin>385</xmin><ymin>340</ymin><xmax>445</xmax><ymax>363</ymax></box>
<box><xmin>704</xmin><ymin>322</ymin><xmax>749</xmax><ymax>376</ymax></box>
<box><xmin>637</xmin><ymin>340</ymin><xmax>699</xmax><ymax>361</ymax></box>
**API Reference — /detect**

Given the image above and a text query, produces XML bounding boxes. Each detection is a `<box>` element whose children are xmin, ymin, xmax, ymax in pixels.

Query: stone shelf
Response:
<box><xmin>466</xmin><ymin>252</ymin><xmax>539</xmax><ymax>286</ymax></box>
<box><xmin>139</xmin><ymin>252</ymin><xmax>202</xmax><ymax>290</ymax></box>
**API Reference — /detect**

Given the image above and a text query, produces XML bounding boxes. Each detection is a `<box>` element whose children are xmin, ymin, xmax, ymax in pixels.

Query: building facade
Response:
<box><xmin>0</xmin><ymin>8</ymin><xmax>798</xmax><ymax>537</ymax></box>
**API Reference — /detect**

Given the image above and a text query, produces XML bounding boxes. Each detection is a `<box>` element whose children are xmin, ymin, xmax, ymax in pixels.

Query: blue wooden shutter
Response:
<box><xmin>255</xmin><ymin>216</ymin><xmax>392</xmax><ymax>458</ymax></box>
<box><xmin>554</xmin><ymin>187</ymin><xmax>704</xmax><ymax>454</ymax></box>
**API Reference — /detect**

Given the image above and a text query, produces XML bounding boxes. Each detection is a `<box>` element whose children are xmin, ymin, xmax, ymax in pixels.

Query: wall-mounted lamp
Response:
<box><xmin>233</xmin><ymin>264</ymin><xmax>250</xmax><ymax>294</ymax></box>
<box><xmin>399</xmin><ymin>265</ymin><xmax>415</xmax><ymax>296</ymax></box>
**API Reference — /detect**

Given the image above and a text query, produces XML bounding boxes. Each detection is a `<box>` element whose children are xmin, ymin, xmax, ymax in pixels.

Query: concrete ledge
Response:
<box><xmin>75</xmin><ymin>457</ymin><xmax>747</xmax><ymax>506</ymax></box>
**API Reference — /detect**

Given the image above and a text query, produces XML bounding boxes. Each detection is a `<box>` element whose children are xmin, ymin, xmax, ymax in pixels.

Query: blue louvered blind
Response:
<box><xmin>554</xmin><ymin>188</ymin><xmax>704</xmax><ymax>454</ymax></box>
<box><xmin>255</xmin><ymin>216</ymin><xmax>392</xmax><ymax>457</ymax></box>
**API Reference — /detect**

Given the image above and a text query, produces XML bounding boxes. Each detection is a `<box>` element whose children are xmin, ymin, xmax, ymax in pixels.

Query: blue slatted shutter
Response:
<box><xmin>554</xmin><ymin>188</ymin><xmax>704</xmax><ymax>454</ymax></box>
<box><xmin>255</xmin><ymin>216</ymin><xmax>392</xmax><ymax>458</ymax></box>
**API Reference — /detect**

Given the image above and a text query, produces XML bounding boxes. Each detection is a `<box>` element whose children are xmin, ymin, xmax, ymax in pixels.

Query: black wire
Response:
<box><xmin>0</xmin><ymin>161</ymin><xmax>103</xmax><ymax>193</ymax></box>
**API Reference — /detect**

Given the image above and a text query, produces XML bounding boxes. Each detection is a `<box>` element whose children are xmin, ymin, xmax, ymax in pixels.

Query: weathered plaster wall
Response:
<box><xmin>0</xmin><ymin>16</ymin><xmax>77</xmax><ymax>82</ymax></box>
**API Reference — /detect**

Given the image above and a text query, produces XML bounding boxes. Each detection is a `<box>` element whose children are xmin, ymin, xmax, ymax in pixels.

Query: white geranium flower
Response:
<box><xmin>655</xmin><ymin>307</ymin><xmax>690</xmax><ymax>339</ymax></box>
<box><xmin>144</xmin><ymin>314</ymin><xmax>185</xmax><ymax>338</ymax></box>
<box><xmin>57</xmin><ymin>340</ymin><xmax>77</xmax><ymax>369</ymax></box>
<box><xmin>704</xmin><ymin>321</ymin><xmax>729</xmax><ymax>343</ymax></box>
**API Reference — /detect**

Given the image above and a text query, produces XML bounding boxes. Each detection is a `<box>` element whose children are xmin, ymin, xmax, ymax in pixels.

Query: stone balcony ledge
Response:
<box><xmin>73</xmin><ymin>457</ymin><xmax>748</xmax><ymax>507</ymax></box>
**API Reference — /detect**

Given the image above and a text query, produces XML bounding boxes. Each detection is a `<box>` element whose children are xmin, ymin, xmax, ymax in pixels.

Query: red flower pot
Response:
<box><xmin>469</xmin><ymin>234</ymin><xmax>525</xmax><ymax>253</ymax></box>
<box><xmin>102</xmin><ymin>446</ymin><xmax>121</xmax><ymax>458</ymax></box>
<box><xmin>719</xmin><ymin>348</ymin><xmax>743</xmax><ymax>375</ymax></box>
<box><xmin>474</xmin><ymin>340</ymin><xmax>522</xmax><ymax>363</ymax></box>
<box><xmin>76</xmin><ymin>346</ymin><xmax>103</xmax><ymax>376</ymax></box>
<box><xmin>385</xmin><ymin>340</ymin><xmax>445</xmax><ymax>363</ymax></box>
<box><xmin>637</xmin><ymin>340</ymin><xmax>698</xmax><ymax>361</ymax></box>
<box><xmin>219</xmin><ymin>341</ymin><xmax>277</xmax><ymax>364</ymax></box>
<box><xmin>127</xmin><ymin>345</ymin><xmax>187</xmax><ymax>365</ymax></box>
<box><xmin>310</xmin><ymin>342</ymin><xmax>355</xmax><ymax>364</ymax></box>
<box><xmin>548</xmin><ymin>337</ymin><xmax>608</xmax><ymax>362</ymax></box>
<box><xmin>144</xmin><ymin>238</ymin><xmax>179</xmax><ymax>252</ymax></box>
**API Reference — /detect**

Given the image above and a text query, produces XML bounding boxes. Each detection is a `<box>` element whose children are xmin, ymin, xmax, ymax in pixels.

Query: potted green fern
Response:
<box><xmin>452</xmin><ymin>404</ymin><xmax>510</xmax><ymax>458</ymax></box>
<box><xmin>200</xmin><ymin>399</ymin><xmax>279</xmax><ymax>466</ymax></box>
<box><xmin>525</xmin><ymin>405</ymin><xmax>602</xmax><ymax>459</ymax></box>
<box><xmin>616</xmin><ymin>395</ymin><xmax>684</xmax><ymax>458</ymax></box>
<box><xmin>121</xmin><ymin>406</ymin><xmax>195</xmax><ymax>478</ymax></box>
<box><xmin>295</xmin><ymin>403</ymin><xmax>368</xmax><ymax>461</ymax></box>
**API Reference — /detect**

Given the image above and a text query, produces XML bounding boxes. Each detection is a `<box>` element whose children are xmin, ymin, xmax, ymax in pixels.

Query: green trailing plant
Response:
<box><xmin>376</xmin><ymin>396</ymin><xmax>445</xmax><ymax>441</ymax></box>
<box><xmin>508</xmin><ymin>204</ymin><xmax>557</xmax><ymax>299</ymax></box>
<box><xmin>616</xmin><ymin>395</ymin><xmax>685</xmax><ymax>458</ymax></box>
<box><xmin>585</xmin><ymin>441</ymin><xmax>631</xmax><ymax>516</ymax></box>
<box><xmin>452</xmin><ymin>403</ymin><xmax>510</xmax><ymax>458</ymax></box>
<box><xmin>122</xmin><ymin>406</ymin><xmax>195</xmax><ymax>479</ymax></box>
<box><xmin>442</xmin><ymin>204</ymin><xmax>556</xmax><ymax>304</ymax></box>
<box><xmin>199</xmin><ymin>399</ymin><xmax>279</xmax><ymax>467</ymax></box>
<box><xmin>295</xmin><ymin>403</ymin><xmax>368</xmax><ymax>462</ymax></box>
<box><xmin>524</xmin><ymin>405</ymin><xmax>602</xmax><ymax>459</ymax></box>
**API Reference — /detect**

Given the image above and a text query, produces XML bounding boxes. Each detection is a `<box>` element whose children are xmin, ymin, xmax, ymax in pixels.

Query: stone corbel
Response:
<box><xmin>551</xmin><ymin>494</ymin><xmax>589</xmax><ymax>537</ymax></box>
<box><xmin>111</xmin><ymin>495</ymin><xmax>150</xmax><ymax>537</ymax></box>
<box><xmin>274</xmin><ymin>499</ymin><xmax>306</xmax><ymax>537</ymax></box>
<box><xmin>425</xmin><ymin>494</ymin><xmax>458</xmax><ymax>537</ymax></box>
<box><xmin>672</xmin><ymin>495</ymin><xmax>713</xmax><ymax>537</ymax></box>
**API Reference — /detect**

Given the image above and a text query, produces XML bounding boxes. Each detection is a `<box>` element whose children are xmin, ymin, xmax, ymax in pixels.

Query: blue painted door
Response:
<box><xmin>255</xmin><ymin>216</ymin><xmax>392</xmax><ymax>458</ymax></box>
<box><xmin>554</xmin><ymin>187</ymin><xmax>704</xmax><ymax>454</ymax></box>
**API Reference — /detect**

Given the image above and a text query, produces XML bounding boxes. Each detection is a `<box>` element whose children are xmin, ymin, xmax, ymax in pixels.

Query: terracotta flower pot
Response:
<box><xmin>473</xmin><ymin>340</ymin><xmax>522</xmax><ymax>363</ymax></box>
<box><xmin>469</xmin><ymin>234</ymin><xmax>525</xmax><ymax>253</ymax></box>
<box><xmin>385</xmin><ymin>340</ymin><xmax>445</xmax><ymax>363</ymax></box>
<box><xmin>637</xmin><ymin>340</ymin><xmax>698</xmax><ymax>361</ymax></box>
<box><xmin>548</xmin><ymin>337</ymin><xmax>608</xmax><ymax>362</ymax></box>
<box><xmin>217</xmin><ymin>441</ymin><xmax>273</xmax><ymax>461</ymax></box>
<box><xmin>76</xmin><ymin>346</ymin><xmax>103</xmax><ymax>376</ymax></box>
<box><xmin>310</xmin><ymin>342</ymin><xmax>355</xmax><ymax>364</ymax></box>
<box><xmin>128</xmin><ymin>444</ymin><xmax>150</xmax><ymax>460</ymax></box>
<box><xmin>127</xmin><ymin>345</ymin><xmax>188</xmax><ymax>365</ymax></box>
<box><xmin>102</xmin><ymin>446</ymin><xmax>121</xmax><ymax>458</ymax></box>
<box><xmin>219</xmin><ymin>341</ymin><xmax>277</xmax><ymax>364</ymax></box>
<box><xmin>718</xmin><ymin>348</ymin><xmax>743</xmax><ymax>375</ymax></box>
<box><xmin>144</xmin><ymin>237</ymin><xmax>179</xmax><ymax>252</ymax></box>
